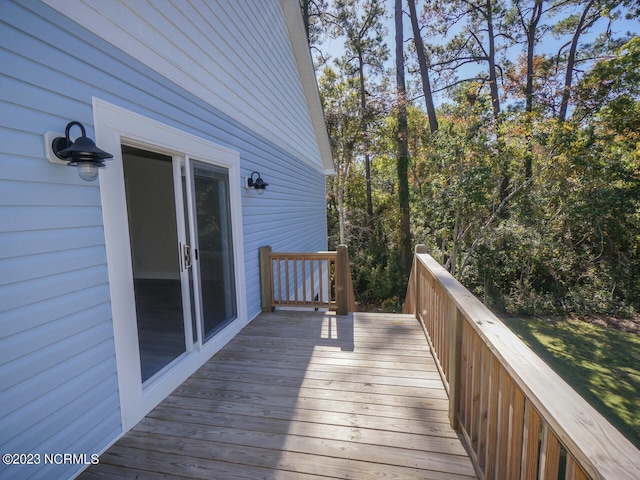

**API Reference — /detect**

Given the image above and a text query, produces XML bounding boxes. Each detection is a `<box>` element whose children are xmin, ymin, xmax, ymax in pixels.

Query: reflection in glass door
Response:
<box><xmin>189</xmin><ymin>160</ymin><xmax>237</xmax><ymax>340</ymax></box>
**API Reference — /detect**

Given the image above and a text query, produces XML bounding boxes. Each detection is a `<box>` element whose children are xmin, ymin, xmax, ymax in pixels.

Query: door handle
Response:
<box><xmin>183</xmin><ymin>244</ymin><xmax>192</xmax><ymax>269</ymax></box>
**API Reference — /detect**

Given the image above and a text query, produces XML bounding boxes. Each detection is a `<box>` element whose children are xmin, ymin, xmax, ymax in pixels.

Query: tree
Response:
<box><xmin>309</xmin><ymin>0</ymin><xmax>640</xmax><ymax>316</ymax></box>
<box><xmin>419</xmin><ymin>0</ymin><xmax>516</xmax><ymax>203</ymax></box>
<box><xmin>407</xmin><ymin>0</ymin><xmax>438</xmax><ymax>132</ymax></box>
<box><xmin>333</xmin><ymin>0</ymin><xmax>389</xmax><ymax>217</ymax></box>
<box><xmin>421</xmin><ymin>0</ymin><xmax>509</xmax><ymax>120</ymax></box>
<box><xmin>557</xmin><ymin>0</ymin><xmax>600</xmax><ymax>121</ymax></box>
<box><xmin>554</xmin><ymin>0</ymin><xmax>625</xmax><ymax>122</ymax></box>
<box><xmin>518</xmin><ymin>0</ymin><xmax>545</xmax><ymax>115</ymax></box>
<box><xmin>396</xmin><ymin>0</ymin><xmax>412</xmax><ymax>275</ymax></box>
<box><xmin>510</xmin><ymin>0</ymin><xmax>545</xmax><ymax>179</ymax></box>
<box><xmin>573</xmin><ymin>35</ymin><xmax>640</xmax><ymax>118</ymax></box>
<box><xmin>319</xmin><ymin>66</ymin><xmax>362</xmax><ymax>245</ymax></box>
<box><xmin>300</xmin><ymin>0</ymin><xmax>330</xmax><ymax>63</ymax></box>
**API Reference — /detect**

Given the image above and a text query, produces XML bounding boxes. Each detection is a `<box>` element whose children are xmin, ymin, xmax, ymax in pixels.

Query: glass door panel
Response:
<box><xmin>190</xmin><ymin>160</ymin><xmax>237</xmax><ymax>340</ymax></box>
<box><xmin>122</xmin><ymin>146</ymin><xmax>188</xmax><ymax>383</ymax></box>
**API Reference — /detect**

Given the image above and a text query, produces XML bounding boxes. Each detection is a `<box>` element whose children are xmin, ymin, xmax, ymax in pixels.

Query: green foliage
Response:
<box><xmin>316</xmin><ymin>0</ymin><xmax>640</xmax><ymax>316</ymax></box>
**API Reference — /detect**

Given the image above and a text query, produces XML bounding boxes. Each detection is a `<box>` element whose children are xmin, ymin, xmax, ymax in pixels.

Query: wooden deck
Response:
<box><xmin>79</xmin><ymin>311</ymin><xmax>477</xmax><ymax>479</ymax></box>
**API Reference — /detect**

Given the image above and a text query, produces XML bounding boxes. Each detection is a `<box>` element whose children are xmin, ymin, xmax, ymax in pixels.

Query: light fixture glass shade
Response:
<box><xmin>77</xmin><ymin>161</ymin><xmax>99</xmax><ymax>181</ymax></box>
<box><xmin>50</xmin><ymin>121</ymin><xmax>112</xmax><ymax>181</ymax></box>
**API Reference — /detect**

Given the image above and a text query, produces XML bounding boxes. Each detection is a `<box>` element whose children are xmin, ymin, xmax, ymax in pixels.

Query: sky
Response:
<box><xmin>312</xmin><ymin>0</ymin><xmax>639</xmax><ymax>106</ymax></box>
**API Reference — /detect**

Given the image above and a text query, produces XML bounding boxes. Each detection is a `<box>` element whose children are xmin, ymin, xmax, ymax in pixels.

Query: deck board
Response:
<box><xmin>79</xmin><ymin>311</ymin><xmax>477</xmax><ymax>479</ymax></box>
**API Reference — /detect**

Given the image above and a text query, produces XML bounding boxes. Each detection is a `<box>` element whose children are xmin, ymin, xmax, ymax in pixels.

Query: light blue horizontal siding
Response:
<box><xmin>0</xmin><ymin>227</ymin><xmax>106</xmax><ymax>259</ymax></box>
<box><xmin>1</xmin><ymin>371</ymin><xmax>121</xmax><ymax>480</ymax></box>
<box><xmin>0</xmin><ymin>303</ymin><xmax>112</xmax><ymax>387</ymax></box>
<box><xmin>0</xmin><ymin>206</ymin><xmax>105</xmax><ymax>232</ymax></box>
<box><xmin>0</xmin><ymin>179</ymin><xmax>103</xmax><ymax>206</ymax></box>
<box><xmin>1</xmin><ymin>333</ymin><xmax>116</xmax><ymax>425</ymax></box>
<box><xmin>1</xmin><ymin>283</ymin><xmax>111</xmax><ymax>338</ymax></box>
<box><xmin>1</xmin><ymin>0</ymin><xmax>328</xmax><ymax>477</ymax></box>
<box><xmin>5</xmin><ymin>368</ymin><xmax>119</xmax><ymax>454</ymax></box>
<box><xmin>0</xmin><ymin>265</ymin><xmax>109</xmax><ymax>319</ymax></box>
<box><xmin>1</xmin><ymin>246</ymin><xmax>107</xmax><ymax>286</ymax></box>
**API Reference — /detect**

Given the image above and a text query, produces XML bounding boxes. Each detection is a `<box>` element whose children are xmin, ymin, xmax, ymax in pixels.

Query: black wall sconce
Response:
<box><xmin>244</xmin><ymin>171</ymin><xmax>268</xmax><ymax>194</ymax></box>
<box><xmin>45</xmin><ymin>121</ymin><xmax>113</xmax><ymax>181</ymax></box>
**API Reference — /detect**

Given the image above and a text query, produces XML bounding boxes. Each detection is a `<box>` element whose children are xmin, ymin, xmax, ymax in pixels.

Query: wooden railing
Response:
<box><xmin>403</xmin><ymin>245</ymin><xmax>640</xmax><ymax>480</ymax></box>
<box><xmin>259</xmin><ymin>245</ymin><xmax>355</xmax><ymax>315</ymax></box>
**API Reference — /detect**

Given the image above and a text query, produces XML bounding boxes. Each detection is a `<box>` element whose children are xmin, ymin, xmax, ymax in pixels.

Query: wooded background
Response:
<box><xmin>302</xmin><ymin>0</ymin><xmax>640</xmax><ymax>315</ymax></box>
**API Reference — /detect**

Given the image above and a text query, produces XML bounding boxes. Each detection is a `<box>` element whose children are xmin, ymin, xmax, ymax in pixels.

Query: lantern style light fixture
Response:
<box><xmin>245</xmin><ymin>171</ymin><xmax>268</xmax><ymax>194</ymax></box>
<box><xmin>45</xmin><ymin>121</ymin><xmax>113</xmax><ymax>181</ymax></box>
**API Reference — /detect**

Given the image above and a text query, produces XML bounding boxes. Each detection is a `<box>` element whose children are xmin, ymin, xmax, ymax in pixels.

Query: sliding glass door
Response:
<box><xmin>122</xmin><ymin>147</ymin><xmax>237</xmax><ymax>385</ymax></box>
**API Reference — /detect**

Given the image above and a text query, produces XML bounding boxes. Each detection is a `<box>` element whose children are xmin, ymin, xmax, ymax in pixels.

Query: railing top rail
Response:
<box><xmin>268</xmin><ymin>251</ymin><xmax>338</xmax><ymax>260</ymax></box>
<box><xmin>414</xmin><ymin>251</ymin><xmax>640</xmax><ymax>480</ymax></box>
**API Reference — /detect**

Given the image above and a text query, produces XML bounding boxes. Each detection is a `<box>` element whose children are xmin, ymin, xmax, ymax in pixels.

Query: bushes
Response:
<box><xmin>461</xmin><ymin>192</ymin><xmax>640</xmax><ymax>317</ymax></box>
<box><xmin>323</xmin><ymin>42</ymin><xmax>640</xmax><ymax>317</ymax></box>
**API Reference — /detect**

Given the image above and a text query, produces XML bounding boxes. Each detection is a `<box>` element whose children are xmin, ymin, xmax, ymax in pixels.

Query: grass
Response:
<box><xmin>501</xmin><ymin>316</ymin><xmax>640</xmax><ymax>449</ymax></box>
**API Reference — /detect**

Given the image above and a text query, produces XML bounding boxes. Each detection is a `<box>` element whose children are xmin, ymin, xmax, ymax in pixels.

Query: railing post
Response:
<box><xmin>448</xmin><ymin>305</ymin><xmax>463</xmax><ymax>430</ymax></box>
<box><xmin>336</xmin><ymin>245</ymin><xmax>349</xmax><ymax>315</ymax></box>
<box><xmin>413</xmin><ymin>244</ymin><xmax>427</xmax><ymax>316</ymax></box>
<box><xmin>259</xmin><ymin>245</ymin><xmax>273</xmax><ymax>313</ymax></box>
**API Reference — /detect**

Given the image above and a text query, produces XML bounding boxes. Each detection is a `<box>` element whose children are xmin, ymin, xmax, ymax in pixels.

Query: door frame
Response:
<box><xmin>93</xmin><ymin>98</ymin><xmax>247</xmax><ymax>431</ymax></box>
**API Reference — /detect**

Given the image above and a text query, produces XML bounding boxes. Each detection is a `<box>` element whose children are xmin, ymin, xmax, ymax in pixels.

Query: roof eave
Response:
<box><xmin>279</xmin><ymin>0</ymin><xmax>334</xmax><ymax>175</ymax></box>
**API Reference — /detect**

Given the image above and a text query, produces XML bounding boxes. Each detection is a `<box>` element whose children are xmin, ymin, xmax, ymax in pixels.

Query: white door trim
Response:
<box><xmin>93</xmin><ymin>98</ymin><xmax>248</xmax><ymax>431</ymax></box>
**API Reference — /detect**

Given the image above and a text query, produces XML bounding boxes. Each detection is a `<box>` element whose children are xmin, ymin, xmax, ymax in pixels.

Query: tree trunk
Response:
<box><xmin>486</xmin><ymin>0</ymin><xmax>501</xmax><ymax>119</ymax></box>
<box><xmin>395</xmin><ymin>0</ymin><xmax>412</xmax><ymax>275</ymax></box>
<box><xmin>301</xmin><ymin>0</ymin><xmax>311</xmax><ymax>43</ymax></box>
<box><xmin>358</xmin><ymin>51</ymin><xmax>374</xmax><ymax>217</ymax></box>
<box><xmin>407</xmin><ymin>0</ymin><xmax>438</xmax><ymax>133</ymax></box>
<box><xmin>524</xmin><ymin>0</ymin><xmax>543</xmax><ymax>179</ymax></box>
<box><xmin>338</xmin><ymin>152</ymin><xmax>352</xmax><ymax>245</ymax></box>
<box><xmin>338</xmin><ymin>185</ymin><xmax>346</xmax><ymax>244</ymax></box>
<box><xmin>450</xmin><ymin>209</ymin><xmax>459</xmax><ymax>276</ymax></box>
<box><xmin>525</xmin><ymin>0</ymin><xmax>543</xmax><ymax>114</ymax></box>
<box><xmin>559</xmin><ymin>0</ymin><xmax>595</xmax><ymax>122</ymax></box>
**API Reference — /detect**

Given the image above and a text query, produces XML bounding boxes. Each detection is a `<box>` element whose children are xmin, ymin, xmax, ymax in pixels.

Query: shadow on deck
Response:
<box><xmin>79</xmin><ymin>311</ymin><xmax>477</xmax><ymax>479</ymax></box>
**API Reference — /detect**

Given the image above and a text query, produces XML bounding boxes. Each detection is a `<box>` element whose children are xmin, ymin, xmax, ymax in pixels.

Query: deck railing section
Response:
<box><xmin>403</xmin><ymin>245</ymin><xmax>640</xmax><ymax>480</ymax></box>
<box><xmin>259</xmin><ymin>245</ymin><xmax>355</xmax><ymax>315</ymax></box>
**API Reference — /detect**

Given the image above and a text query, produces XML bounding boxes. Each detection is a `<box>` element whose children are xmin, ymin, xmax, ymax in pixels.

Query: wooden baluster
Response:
<box><xmin>539</xmin><ymin>423</ymin><xmax>561</xmax><ymax>480</ymax></box>
<box><xmin>520</xmin><ymin>402</ymin><xmax>541</xmax><ymax>480</ymax></box>
<box><xmin>496</xmin><ymin>369</ymin><xmax>511</xmax><ymax>479</ymax></box>
<box><xmin>319</xmin><ymin>258</ymin><xmax>324</xmax><ymax>305</ymax></box>
<box><xmin>477</xmin><ymin>343</ymin><xmax>489</xmax><ymax>470</ymax></box>
<box><xmin>310</xmin><ymin>259</ymin><xmax>315</xmax><ymax>305</ymax></box>
<box><xmin>293</xmin><ymin>257</ymin><xmax>298</xmax><ymax>303</ymax></box>
<box><xmin>507</xmin><ymin>385</ymin><xmax>525</xmax><ymax>479</ymax></box>
<box><xmin>566</xmin><ymin>454</ymin><xmax>588</xmax><ymax>480</ymax></box>
<box><xmin>448</xmin><ymin>305</ymin><xmax>463</xmax><ymax>429</ymax></box>
<box><xmin>276</xmin><ymin>257</ymin><xmax>282</xmax><ymax>304</ymax></box>
<box><xmin>470</xmin><ymin>333</ymin><xmax>482</xmax><ymax>452</ymax></box>
<box><xmin>460</xmin><ymin>321</ymin><xmax>470</xmax><ymax>429</ymax></box>
<box><xmin>285</xmin><ymin>258</ymin><xmax>290</xmax><ymax>303</ymax></box>
<box><xmin>302</xmin><ymin>258</ymin><xmax>307</xmax><ymax>303</ymax></box>
<box><xmin>485</xmin><ymin>356</ymin><xmax>500</xmax><ymax>479</ymax></box>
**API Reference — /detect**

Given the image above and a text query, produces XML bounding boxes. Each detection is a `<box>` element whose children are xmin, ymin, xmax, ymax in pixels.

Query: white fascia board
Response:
<box><xmin>279</xmin><ymin>0</ymin><xmax>335</xmax><ymax>175</ymax></box>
